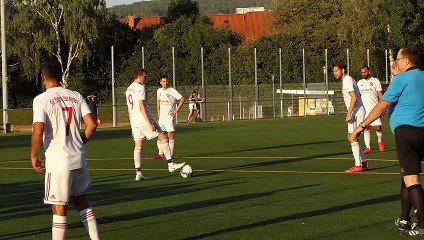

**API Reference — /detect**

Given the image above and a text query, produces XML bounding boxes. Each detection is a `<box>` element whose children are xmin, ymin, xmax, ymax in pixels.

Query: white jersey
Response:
<box><xmin>125</xmin><ymin>82</ymin><xmax>154</xmax><ymax>128</ymax></box>
<box><xmin>157</xmin><ymin>87</ymin><xmax>183</xmax><ymax>122</ymax></box>
<box><xmin>357</xmin><ymin>77</ymin><xmax>382</xmax><ymax>112</ymax></box>
<box><xmin>342</xmin><ymin>75</ymin><xmax>365</xmax><ymax>116</ymax></box>
<box><xmin>32</xmin><ymin>87</ymin><xmax>91</xmax><ymax>172</ymax></box>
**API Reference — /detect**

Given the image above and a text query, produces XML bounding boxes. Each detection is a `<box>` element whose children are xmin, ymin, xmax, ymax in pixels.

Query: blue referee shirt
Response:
<box><xmin>382</xmin><ymin>68</ymin><xmax>424</xmax><ymax>133</ymax></box>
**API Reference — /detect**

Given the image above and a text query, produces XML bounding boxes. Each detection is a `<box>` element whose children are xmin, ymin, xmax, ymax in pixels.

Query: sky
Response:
<box><xmin>106</xmin><ymin>0</ymin><xmax>142</xmax><ymax>8</ymax></box>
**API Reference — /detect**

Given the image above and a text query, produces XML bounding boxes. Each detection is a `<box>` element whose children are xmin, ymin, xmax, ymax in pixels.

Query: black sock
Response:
<box><xmin>136</xmin><ymin>168</ymin><xmax>141</xmax><ymax>172</ymax></box>
<box><xmin>408</xmin><ymin>184</ymin><xmax>424</xmax><ymax>228</ymax></box>
<box><xmin>401</xmin><ymin>180</ymin><xmax>412</xmax><ymax>221</ymax></box>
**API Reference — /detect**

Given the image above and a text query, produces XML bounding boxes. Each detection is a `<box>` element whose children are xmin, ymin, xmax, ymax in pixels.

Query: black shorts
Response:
<box><xmin>395</xmin><ymin>125</ymin><xmax>424</xmax><ymax>176</ymax></box>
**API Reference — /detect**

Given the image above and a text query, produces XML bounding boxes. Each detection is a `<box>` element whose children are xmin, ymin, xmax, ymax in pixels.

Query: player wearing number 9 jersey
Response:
<box><xmin>30</xmin><ymin>60</ymin><xmax>99</xmax><ymax>240</ymax></box>
<box><xmin>125</xmin><ymin>69</ymin><xmax>186</xmax><ymax>182</ymax></box>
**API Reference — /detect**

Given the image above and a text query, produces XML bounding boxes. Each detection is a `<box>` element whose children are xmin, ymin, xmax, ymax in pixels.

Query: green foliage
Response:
<box><xmin>116</xmin><ymin>15</ymin><xmax>242</xmax><ymax>88</ymax></box>
<box><xmin>9</xmin><ymin>0</ymin><xmax>107</xmax><ymax>87</ymax></box>
<box><xmin>108</xmin><ymin>0</ymin><xmax>273</xmax><ymax>17</ymax></box>
<box><xmin>166</xmin><ymin>0</ymin><xmax>199</xmax><ymax>23</ymax></box>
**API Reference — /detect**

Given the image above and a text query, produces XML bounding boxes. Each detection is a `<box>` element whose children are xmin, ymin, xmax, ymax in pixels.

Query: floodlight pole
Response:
<box><xmin>254</xmin><ymin>48</ymin><xmax>258</xmax><ymax>119</ymax></box>
<box><xmin>111</xmin><ymin>46</ymin><xmax>117</xmax><ymax>127</ymax></box>
<box><xmin>141</xmin><ymin>46</ymin><xmax>145</xmax><ymax>69</ymax></box>
<box><xmin>367</xmin><ymin>49</ymin><xmax>370</xmax><ymax>67</ymax></box>
<box><xmin>172</xmin><ymin>47</ymin><xmax>176</xmax><ymax>88</ymax></box>
<box><xmin>228</xmin><ymin>48</ymin><xmax>232</xmax><ymax>121</ymax></box>
<box><xmin>385</xmin><ymin>49</ymin><xmax>388</xmax><ymax>84</ymax></box>
<box><xmin>302</xmin><ymin>48</ymin><xmax>306</xmax><ymax>117</ymax></box>
<box><xmin>346</xmin><ymin>48</ymin><xmax>350</xmax><ymax>75</ymax></box>
<box><xmin>201</xmin><ymin>47</ymin><xmax>205</xmax><ymax>121</ymax></box>
<box><xmin>325</xmin><ymin>49</ymin><xmax>329</xmax><ymax>116</ymax></box>
<box><xmin>279</xmin><ymin>48</ymin><xmax>283</xmax><ymax>118</ymax></box>
<box><xmin>1</xmin><ymin>0</ymin><xmax>8</xmax><ymax>133</ymax></box>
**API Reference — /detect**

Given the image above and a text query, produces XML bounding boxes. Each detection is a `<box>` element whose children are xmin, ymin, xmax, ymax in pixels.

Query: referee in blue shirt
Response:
<box><xmin>350</xmin><ymin>46</ymin><xmax>424</xmax><ymax>236</ymax></box>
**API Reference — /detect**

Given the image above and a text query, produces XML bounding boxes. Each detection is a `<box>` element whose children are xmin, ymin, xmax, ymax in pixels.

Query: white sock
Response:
<box><xmin>363</xmin><ymin>130</ymin><xmax>371</xmax><ymax>149</ymax></box>
<box><xmin>158</xmin><ymin>139</ymin><xmax>173</xmax><ymax>166</ymax></box>
<box><xmin>376</xmin><ymin>131</ymin><xmax>383</xmax><ymax>142</ymax></box>
<box><xmin>351</xmin><ymin>142</ymin><xmax>362</xmax><ymax>166</ymax></box>
<box><xmin>134</xmin><ymin>147</ymin><xmax>141</xmax><ymax>169</ymax></box>
<box><xmin>80</xmin><ymin>208</ymin><xmax>99</xmax><ymax>240</ymax></box>
<box><xmin>157</xmin><ymin>141</ymin><xmax>163</xmax><ymax>155</ymax></box>
<box><xmin>52</xmin><ymin>215</ymin><xmax>67</xmax><ymax>240</ymax></box>
<box><xmin>169</xmin><ymin>139</ymin><xmax>175</xmax><ymax>156</ymax></box>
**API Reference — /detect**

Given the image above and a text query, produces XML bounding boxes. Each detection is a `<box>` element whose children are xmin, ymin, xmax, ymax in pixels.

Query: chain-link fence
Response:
<box><xmin>1</xmin><ymin>46</ymin><xmax>392</xmax><ymax>130</ymax></box>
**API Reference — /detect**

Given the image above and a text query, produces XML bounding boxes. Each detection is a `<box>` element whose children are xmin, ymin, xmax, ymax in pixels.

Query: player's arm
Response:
<box><xmin>81</xmin><ymin>113</ymin><xmax>97</xmax><ymax>144</ymax></box>
<box><xmin>30</xmin><ymin>122</ymin><xmax>45</xmax><ymax>172</ymax></box>
<box><xmin>157</xmin><ymin>99</ymin><xmax>161</xmax><ymax>119</ymax></box>
<box><xmin>171</xmin><ymin>96</ymin><xmax>185</xmax><ymax>116</ymax></box>
<box><xmin>350</xmin><ymin>101</ymin><xmax>391</xmax><ymax>142</ymax></box>
<box><xmin>139</xmin><ymin>100</ymin><xmax>154</xmax><ymax>130</ymax></box>
<box><xmin>346</xmin><ymin>91</ymin><xmax>357</xmax><ymax>122</ymax></box>
<box><xmin>377</xmin><ymin>91</ymin><xmax>383</xmax><ymax>102</ymax></box>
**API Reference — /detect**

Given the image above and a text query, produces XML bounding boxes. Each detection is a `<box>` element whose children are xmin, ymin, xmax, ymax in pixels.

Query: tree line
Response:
<box><xmin>109</xmin><ymin>0</ymin><xmax>272</xmax><ymax>17</ymax></box>
<box><xmin>1</xmin><ymin>0</ymin><xmax>423</xmax><ymax>108</ymax></box>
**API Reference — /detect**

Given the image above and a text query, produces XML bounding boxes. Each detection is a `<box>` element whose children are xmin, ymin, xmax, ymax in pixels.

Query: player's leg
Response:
<box><xmin>45</xmin><ymin>171</ymin><xmax>72</xmax><ymax>240</ymax></box>
<box><xmin>346</xmin><ymin>116</ymin><xmax>366</xmax><ymax>172</ymax></box>
<box><xmin>70</xmin><ymin>169</ymin><xmax>99</xmax><ymax>240</ymax></box>
<box><xmin>374</xmin><ymin>125</ymin><xmax>384</xmax><ymax>152</ymax></box>
<box><xmin>132</xmin><ymin>128</ymin><xmax>147</xmax><ymax>180</ymax></box>
<box><xmin>157</xmin><ymin>133</ymin><xmax>185</xmax><ymax>172</ymax></box>
<box><xmin>396</xmin><ymin>126</ymin><xmax>424</xmax><ymax>235</ymax></box>
<box><xmin>51</xmin><ymin>205</ymin><xmax>68</xmax><ymax>240</ymax></box>
<box><xmin>168</xmin><ymin>131</ymin><xmax>175</xmax><ymax>157</ymax></box>
<box><xmin>153</xmin><ymin>122</ymin><xmax>165</xmax><ymax>159</ymax></box>
<box><xmin>363</xmin><ymin>125</ymin><xmax>371</xmax><ymax>153</ymax></box>
<box><xmin>396</xmin><ymin>179</ymin><xmax>413</xmax><ymax>230</ymax></box>
<box><xmin>187</xmin><ymin>108</ymin><xmax>193</xmax><ymax>122</ymax></box>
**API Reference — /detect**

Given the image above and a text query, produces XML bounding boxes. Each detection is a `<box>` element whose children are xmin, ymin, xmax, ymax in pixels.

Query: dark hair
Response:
<box><xmin>159</xmin><ymin>75</ymin><xmax>168</xmax><ymax>80</ymax></box>
<box><xmin>134</xmin><ymin>69</ymin><xmax>147</xmax><ymax>78</ymax></box>
<box><xmin>333</xmin><ymin>62</ymin><xmax>347</xmax><ymax>72</ymax></box>
<box><xmin>400</xmin><ymin>45</ymin><xmax>421</xmax><ymax>66</ymax></box>
<box><xmin>41</xmin><ymin>60</ymin><xmax>62</xmax><ymax>81</ymax></box>
<box><xmin>361</xmin><ymin>65</ymin><xmax>370</xmax><ymax>70</ymax></box>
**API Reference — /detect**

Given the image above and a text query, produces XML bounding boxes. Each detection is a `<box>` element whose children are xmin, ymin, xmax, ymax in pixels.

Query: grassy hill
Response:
<box><xmin>108</xmin><ymin>0</ymin><xmax>273</xmax><ymax>17</ymax></box>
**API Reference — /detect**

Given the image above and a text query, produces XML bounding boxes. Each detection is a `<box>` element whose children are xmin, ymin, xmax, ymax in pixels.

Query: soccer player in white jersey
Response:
<box><xmin>357</xmin><ymin>66</ymin><xmax>385</xmax><ymax>154</ymax></box>
<box><xmin>125</xmin><ymin>69</ymin><xmax>185</xmax><ymax>181</ymax></box>
<box><xmin>152</xmin><ymin>75</ymin><xmax>185</xmax><ymax>160</ymax></box>
<box><xmin>333</xmin><ymin>62</ymin><xmax>368</xmax><ymax>172</ymax></box>
<box><xmin>30</xmin><ymin>60</ymin><xmax>99</xmax><ymax>240</ymax></box>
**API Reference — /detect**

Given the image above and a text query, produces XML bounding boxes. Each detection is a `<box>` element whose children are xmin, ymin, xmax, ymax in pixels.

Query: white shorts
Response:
<box><xmin>158</xmin><ymin>119</ymin><xmax>176</xmax><ymax>132</ymax></box>
<box><xmin>347</xmin><ymin>113</ymin><xmax>365</xmax><ymax>133</ymax></box>
<box><xmin>132</xmin><ymin>121</ymin><xmax>162</xmax><ymax>141</ymax></box>
<box><xmin>44</xmin><ymin>168</ymin><xmax>91</xmax><ymax>205</ymax></box>
<box><xmin>365</xmin><ymin>112</ymin><xmax>382</xmax><ymax>126</ymax></box>
<box><xmin>189</xmin><ymin>102</ymin><xmax>197</xmax><ymax>110</ymax></box>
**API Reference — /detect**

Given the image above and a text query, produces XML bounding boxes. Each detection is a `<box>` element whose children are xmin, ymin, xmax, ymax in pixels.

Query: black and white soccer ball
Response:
<box><xmin>180</xmin><ymin>164</ymin><xmax>193</xmax><ymax>178</ymax></box>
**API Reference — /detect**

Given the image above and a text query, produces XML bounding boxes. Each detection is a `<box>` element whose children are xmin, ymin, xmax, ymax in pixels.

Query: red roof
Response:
<box><xmin>120</xmin><ymin>11</ymin><xmax>273</xmax><ymax>42</ymax></box>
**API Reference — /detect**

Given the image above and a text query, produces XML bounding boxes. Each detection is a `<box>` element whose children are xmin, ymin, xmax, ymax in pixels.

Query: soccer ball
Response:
<box><xmin>180</xmin><ymin>164</ymin><xmax>193</xmax><ymax>178</ymax></box>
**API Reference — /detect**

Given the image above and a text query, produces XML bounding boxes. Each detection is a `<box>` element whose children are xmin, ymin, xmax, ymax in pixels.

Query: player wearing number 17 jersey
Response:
<box><xmin>357</xmin><ymin>66</ymin><xmax>385</xmax><ymax>154</ymax></box>
<box><xmin>125</xmin><ymin>69</ymin><xmax>185</xmax><ymax>181</ymax></box>
<box><xmin>30</xmin><ymin>60</ymin><xmax>99</xmax><ymax>240</ymax></box>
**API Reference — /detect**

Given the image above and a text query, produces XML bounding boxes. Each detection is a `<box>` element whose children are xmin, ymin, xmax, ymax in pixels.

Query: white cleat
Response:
<box><xmin>168</xmin><ymin>162</ymin><xmax>186</xmax><ymax>173</ymax></box>
<box><xmin>135</xmin><ymin>172</ymin><xmax>148</xmax><ymax>181</ymax></box>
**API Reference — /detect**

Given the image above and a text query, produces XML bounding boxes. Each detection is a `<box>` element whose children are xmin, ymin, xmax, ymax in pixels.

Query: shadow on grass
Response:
<box><xmin>222</xmin><ymin>151</ymin><xmax>352</xmax><ymax>170</ymax></box>
<box><xmin>0</xmin><ymin>176</ymin><xmax>244</xmax><ymax>221</ymax></box>
<box><xmin>96</xmin><ymin>184</ymin><xmax>319</xmax><ymax>225</ymax></box>
<box><xmin>181</xmin><ymin>193</ymin><xmax>399</xmax><ymax>240</ymax></box>
<box><xmin>194</xmin><ymin>140</ymin><xmax>345</xmax><ymax>157</ymax></box>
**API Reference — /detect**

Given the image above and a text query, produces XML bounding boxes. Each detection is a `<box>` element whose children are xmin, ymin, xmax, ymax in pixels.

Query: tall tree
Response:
<box><xmin>166</xmin><ymin>0</ymin><xmax>199</xmax><ymax>23</ymax></box>
<box><xmin>9</xmin><ymin>0</ymin><xmax>107</xmax><ymax>87</ymax></box>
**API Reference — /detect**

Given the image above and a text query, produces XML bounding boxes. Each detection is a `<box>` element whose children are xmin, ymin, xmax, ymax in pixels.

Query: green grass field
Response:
<box><xmin>0</xmin><ymin>115</ymin><xmax>411</xmax><ymax>239</ymax></box>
